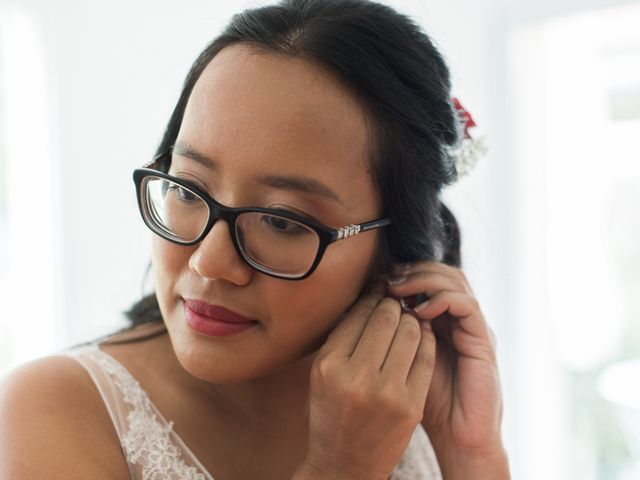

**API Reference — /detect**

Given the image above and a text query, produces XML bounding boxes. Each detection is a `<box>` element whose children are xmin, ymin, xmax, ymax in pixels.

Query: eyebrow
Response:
<box><xmin>172</xmin><ymin>143</ymin><xmax>344</xmax><ymax>205</ymax></box>
<box><xmin>173</xmin><ymin>143</ymin><xmax>214</xmax><ymax>169</ymax></box>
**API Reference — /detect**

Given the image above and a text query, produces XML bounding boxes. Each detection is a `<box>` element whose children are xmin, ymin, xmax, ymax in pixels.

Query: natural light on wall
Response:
<box><xmin>509</xmin><ymin>3</ymin><xmax>640</xmax><ymax>479</ymax></box>
<box><xmin>0</xmin><ymin>6</ymin><xmax>62</xmax><ymax>377</ymax></box>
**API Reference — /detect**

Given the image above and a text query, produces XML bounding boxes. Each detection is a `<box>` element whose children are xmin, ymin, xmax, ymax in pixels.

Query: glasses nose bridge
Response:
<box><xmin>201</xmin><ymin>199</ymin><xmax>240</xmax><ymax>242</ymax></box>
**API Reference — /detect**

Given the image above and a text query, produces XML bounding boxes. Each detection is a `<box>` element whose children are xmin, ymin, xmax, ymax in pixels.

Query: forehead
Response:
<box><xmin>177</xmin><ymin>43</ymin><xmax>379</xmax><ymax>213</ymax></box>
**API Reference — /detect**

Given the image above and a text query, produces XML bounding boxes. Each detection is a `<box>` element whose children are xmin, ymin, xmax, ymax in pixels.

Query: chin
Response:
<box><xmin>164</xmin><ymin>325</ymin><xmax>253</xmax><ymax>383</ymax></box>
<box><xmin>182</xmin><ymin>356</ymin><xmax>257</xmax><ymax>384</ymax></box>
<box><xmin>168</xmin><ymin>326</ymin><xmax>321</xmax><ymax>386</ymax></box>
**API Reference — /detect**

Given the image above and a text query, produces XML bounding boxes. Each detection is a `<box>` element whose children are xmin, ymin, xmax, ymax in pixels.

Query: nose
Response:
<box><xmin>188</xmin><ymin>218</ymin><xmax>252</xmax><ymax>286</ymax></box>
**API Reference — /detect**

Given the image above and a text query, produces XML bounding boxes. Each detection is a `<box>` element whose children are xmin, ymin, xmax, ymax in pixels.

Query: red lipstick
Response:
<box><xmin>183</xmin><ymin>299</ymin><xmax>258</xmax><ymax>337</ymax></box>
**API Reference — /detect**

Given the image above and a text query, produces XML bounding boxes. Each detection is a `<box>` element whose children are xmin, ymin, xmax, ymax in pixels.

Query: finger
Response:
<box><xmin>413</xmin><ymin>291</ymin><xmax>495</xmax><ymax>361</ymax></box>
<box><xmin>321</xmin><ymin>290</ymin><xmax>385</xmax><ymax>358</ymax></box>
<box><xmin>387</xmin><ymin>270</ymin><xmax>471</xmax><ymax>298</ymax></box>
<box><xmin>405</xmin><ymin>319</ymin><xmax>437</xmax><ymax>406</ymax></box>
<box><xmin>349</xmin><ymin>297</ymin><xmax>402</xmax><ymax>370</ymax></box>
<box><xmin>393</xmin><ymin>261</ymin><xmax>462</xmax><ymax>279</ymax></box>
<box><xmin>380</xmin><ymin>312</ymin><xmax>422</xmax><ymax>384</ymax></box>
<box><xmin>391</xmin><ymin>262</ymin><xmax>474</xmax><ymax>294</ymax></box>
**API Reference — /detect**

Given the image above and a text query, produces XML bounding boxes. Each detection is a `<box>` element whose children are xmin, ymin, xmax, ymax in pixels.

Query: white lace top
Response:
<box><xmin>63</xmin><ymin>344</ymin><xmax>442</xmax><ymax>480</ymax></box>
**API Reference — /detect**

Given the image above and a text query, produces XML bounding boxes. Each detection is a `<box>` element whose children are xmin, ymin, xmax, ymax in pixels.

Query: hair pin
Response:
<box><xmin>450</xmin><ymin>97</ymin><xmax>488</xmax><ymax>179</ymax></box>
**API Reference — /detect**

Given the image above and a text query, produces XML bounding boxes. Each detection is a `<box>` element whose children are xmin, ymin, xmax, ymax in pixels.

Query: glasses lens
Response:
<box><xmin>143</xmin><ymin>176</ymin><xmax>209</xmax><ymax>242</ymax></box>
<box><xmin>236</xmin><ymin>212</ymin><xmax>320</xmax><ymax>277</ymax></box>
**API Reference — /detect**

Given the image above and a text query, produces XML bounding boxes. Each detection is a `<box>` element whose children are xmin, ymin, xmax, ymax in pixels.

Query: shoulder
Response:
<box><xmin>0</xmin><ymin>353</ymin><xmax>130</xmax><ymax>479</ymax></box>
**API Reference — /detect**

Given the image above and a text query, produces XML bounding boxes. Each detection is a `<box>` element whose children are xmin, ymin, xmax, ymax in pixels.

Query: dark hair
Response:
<box><xmin>112</xmin><ymin>0</ymin><xmax>462</xmax><ymax>341</ymax></box>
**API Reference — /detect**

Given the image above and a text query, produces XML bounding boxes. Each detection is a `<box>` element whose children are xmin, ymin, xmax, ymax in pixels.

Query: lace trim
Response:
<box><xmin>76</xmin><ymin>346</ymin><xmax>439</xmax><ymax>480</ymax></box>
<box><xmin>390</xmin><ymin>425</ymin><xmax>442</xmax><ymax>479</ymax></box>
<box><xmin>88</xmin><ymin>349</ymin><xmax>211</xmax><ymax>480</ymax></box>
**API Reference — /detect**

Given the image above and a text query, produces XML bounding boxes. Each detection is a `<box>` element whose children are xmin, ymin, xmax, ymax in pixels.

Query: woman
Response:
<box><xmin>0</xmin><ymin>0</ymin><xmax>510</xmax><ymax>478</ymax></box>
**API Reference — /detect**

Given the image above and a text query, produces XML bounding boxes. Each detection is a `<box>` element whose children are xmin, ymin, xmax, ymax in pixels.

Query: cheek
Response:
<box><xmin>151</xmin><ymin>236</ymin><xmax>191</xmax><ymax>307</ymax></box>
<box><xmin>263</xmin><ymin>234</ymin><xmax>378</xmax><ymax>347</ymax></box>
<box><xmin>318</xmin><ymin>233</ymin><xmax>380</xmax><ymax>295</ymax></box>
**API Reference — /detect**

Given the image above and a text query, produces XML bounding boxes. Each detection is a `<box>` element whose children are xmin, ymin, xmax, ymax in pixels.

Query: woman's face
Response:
<box><xmin>152</xmin><ymin>44</ymin><xmax>383</xmax><ymax>383</ymax></box>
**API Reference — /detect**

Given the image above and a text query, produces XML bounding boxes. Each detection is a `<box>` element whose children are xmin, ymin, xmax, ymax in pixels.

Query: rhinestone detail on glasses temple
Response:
<box><xmin>337</xmin><ymin>224</ymin><xmax>361</xmax><ymax>240</ymax></box>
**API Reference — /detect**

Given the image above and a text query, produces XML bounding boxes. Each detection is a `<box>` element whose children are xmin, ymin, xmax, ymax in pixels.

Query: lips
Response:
<box><xmin>183</xmin><ymin>299</ymin><xmax>256</xmax><ymax>324</ymax></box>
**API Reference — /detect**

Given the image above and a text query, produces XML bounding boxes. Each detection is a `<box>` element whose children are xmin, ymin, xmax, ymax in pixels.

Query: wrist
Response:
<box><xmin>435</xmin><ymin>443</ymin><xmax>511</xmax><ymax>480</ymax></box>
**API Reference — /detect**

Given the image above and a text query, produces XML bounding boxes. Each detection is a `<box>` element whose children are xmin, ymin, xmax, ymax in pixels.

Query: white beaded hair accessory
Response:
<box><xmin>449</xmin><ymin>97</ymin><xmax>488</xmax><ymax>178</ymax></box>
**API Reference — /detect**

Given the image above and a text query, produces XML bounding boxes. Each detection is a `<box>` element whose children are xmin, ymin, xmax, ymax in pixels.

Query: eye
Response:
<box><xmin>260</xmin><ymin>214</ymin><xmax>309</xmax><ymax>235</ymax></box>
<box><xmin>166</xmin><ymin>184</ymin><xmax>199</xmax><ymax>203</ymax></box>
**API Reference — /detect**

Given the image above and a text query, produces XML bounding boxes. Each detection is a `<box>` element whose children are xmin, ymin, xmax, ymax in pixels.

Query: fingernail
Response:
<box><xmin>388</xmin><ymin>276</ymin><xmax>406</xmax><ymax>285</ymax></box>
<box><xmin>414</xmin><ymin>300</ymin><xmax>430</xmax><ymax>312</ymax></box>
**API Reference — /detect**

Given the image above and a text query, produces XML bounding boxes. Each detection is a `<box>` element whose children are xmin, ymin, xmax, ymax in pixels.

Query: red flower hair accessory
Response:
<box><xmin>450</xmin><ymin>97</ymin><xmax>487</xmax><ymax>178</ymax></box>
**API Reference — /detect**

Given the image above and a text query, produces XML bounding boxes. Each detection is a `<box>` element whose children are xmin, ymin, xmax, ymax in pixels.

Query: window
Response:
<box><xmin>0</xmin><ymin>7</ymin><xmax>60</xmax><ymax>377</ymax></box>
<box><xmin>0</xmin><ymin>8</ymin><xmax>7</xmax><ymax>370</ymax></box>
<box><xmin>509</xmin><ymin>3</ymin><xmax>640</xmax><ymax>478</ymax></box>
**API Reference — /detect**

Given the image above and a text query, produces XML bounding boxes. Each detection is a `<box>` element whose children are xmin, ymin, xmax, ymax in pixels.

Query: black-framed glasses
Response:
<box><xmin>133</xmin><ymin>157</ymin><xmax>392</xmax><ymax>280</ymax></box>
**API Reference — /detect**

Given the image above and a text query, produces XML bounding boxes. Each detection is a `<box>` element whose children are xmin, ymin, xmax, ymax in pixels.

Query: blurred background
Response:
<box><xmin>0</xmin><ymin>0</ymin><xmax>638</xmax><ymax>478</ymax></box>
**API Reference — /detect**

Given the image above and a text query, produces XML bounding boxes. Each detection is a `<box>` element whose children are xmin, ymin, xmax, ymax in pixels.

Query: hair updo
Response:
<box><xmin>123</xmin><ymin>0</ymin><xmax>462</xmax><ymax>331</ymax></box>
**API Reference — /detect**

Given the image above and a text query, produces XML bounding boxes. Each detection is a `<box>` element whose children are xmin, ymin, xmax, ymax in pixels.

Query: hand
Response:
<box><xmin>387</xmin><ymin>262</ymin><xmax>508</xmax><ymax>475</ymax></box>
<box><xmin>302</xmin><ymin>287</ymin><xmax>437</xmax><ymax>480</ymax></box>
